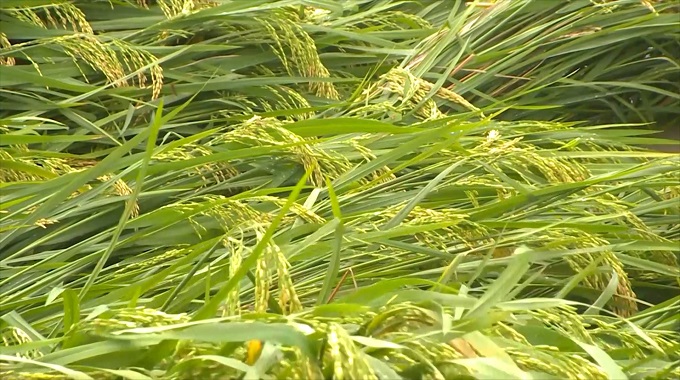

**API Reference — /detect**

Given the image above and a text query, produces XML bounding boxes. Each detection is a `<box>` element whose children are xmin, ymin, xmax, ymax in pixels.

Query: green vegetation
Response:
<box><xmin>1</xmin><ymin>0</ymin><xmax>679</xmax><ymax>379</ymax></box>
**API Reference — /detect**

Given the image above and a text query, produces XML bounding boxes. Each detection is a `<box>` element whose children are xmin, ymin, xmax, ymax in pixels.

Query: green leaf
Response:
<box><xmin>0</xmin><ymin>355</ymin><xmax>92</xmax><ymax>380</ymax></box>
<box><xmin>573</xmin><ymin>340</ymin><xmax>628</xmax><ymax>380</ymax></box>
<box><xmin>317</xmin><ymin>177</ymin><xmax>344</xmax><ymax>305</ymax></box>
<box><xmin>466</xmin><ymin>246</ymin><xmax>533</xmax><ymax>319</ymax></box>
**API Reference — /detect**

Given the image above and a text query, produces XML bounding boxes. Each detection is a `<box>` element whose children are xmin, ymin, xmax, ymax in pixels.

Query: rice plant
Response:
<box><xmin>0</xmin><ymin>0</ymin><xmax>678</xmax><ymax>379</ymax></box>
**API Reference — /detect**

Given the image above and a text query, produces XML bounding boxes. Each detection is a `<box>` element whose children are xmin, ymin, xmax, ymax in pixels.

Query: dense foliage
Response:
<box><xmin>0</xmin><ymin>0</ymin><xmax>679</xmax><ymax>379</ymax></box>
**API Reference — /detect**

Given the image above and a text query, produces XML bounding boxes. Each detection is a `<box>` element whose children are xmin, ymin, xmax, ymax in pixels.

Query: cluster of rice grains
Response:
<box><xmin>153</xmin><ymin>143</ymin><xmax>240</xmax><ymax>189</ymax></box>
<box><xmin>213</xmin><ymin>115</ymin><xmax>393</xmax><ymax>187</ymax></box>
<box><xmin>258</xmin><ymin>10</ymin><xmax>339</xmax><ymax>101</ymax></box>
<box><xmin>7</xmin><ymin>2</ymin><xmax>162</xmax><ymax>99</ymax></box>
<box><xmin>0</xmin><ymin>146</ymin><xmax>138</xmax><ymax>226</ymax></box>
